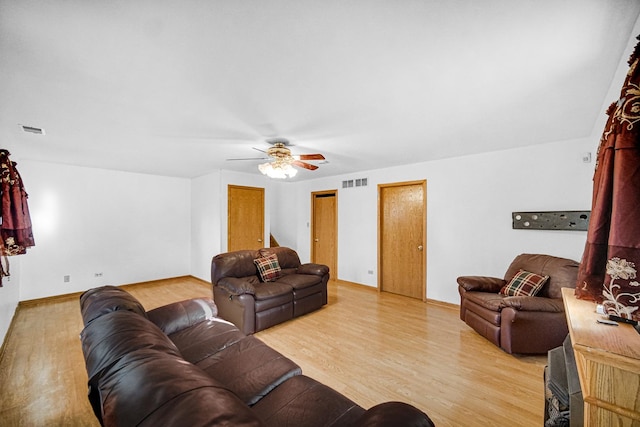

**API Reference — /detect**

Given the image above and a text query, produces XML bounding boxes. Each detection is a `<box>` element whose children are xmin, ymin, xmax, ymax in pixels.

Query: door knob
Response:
<box><xmin>418</xmin><ymin>245</ymin><xmax>423</xmax><ymax>251</ymax></box>
<box><xmin>314</xmin><ymin>238</ymin><xmax>319</xmax><ymax>242</ymax></box>
<box><xmin>258</xmin><ymin>238</ymin><xmax>263</xmax><ymax>242</ymax></box>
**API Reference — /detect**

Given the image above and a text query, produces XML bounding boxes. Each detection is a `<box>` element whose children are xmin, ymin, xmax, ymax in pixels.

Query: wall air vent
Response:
<box><xmin>20</xmin><ymin>125</ymin><xmax>45</xmax><ymax>135</ymax></box>
<box><xmin>342</xmin><ymin>178</ymin><xmax>368</xmax><ymax>189</ymax></box>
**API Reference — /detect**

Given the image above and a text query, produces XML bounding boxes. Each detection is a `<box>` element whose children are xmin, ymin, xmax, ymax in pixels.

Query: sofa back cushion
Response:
<box><xmin>211</xmin><ymin>247</ymin><xmax>304</xmax><ymax>284</ymax></box>
<box><xmin>211</xmin><ymin>249</ymin><xmax>260</xmax><ymax>284</ymax></box>
<box><xmin>504</xmin><ymin>254</ymin><xmax>579</xmax><ymax>299</ymax></box>
<box><xmin>79</xmin><ymin>285</ymin><xmax>148</xmax><ymax>326</ymax></box>
<box><xmin>259</xmin><ymin>247</ymin><xmax>302</xmax><ymax>270</ymax></box>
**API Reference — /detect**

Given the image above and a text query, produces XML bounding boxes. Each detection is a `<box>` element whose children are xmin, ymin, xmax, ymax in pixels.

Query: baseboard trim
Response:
<box><xmin>18</xmin><ymin>275</ymin><xmax>208</xmax><ymax>308</ymax></box>
<box><xmin>333</xmin><ymin>278</ymin><xmax>378</xmax><ymax>291</ymax></box>
<box><xmin>426</xmin><ymin>298</ymin><xmax>459</xmax><ymax>311</ymax></box>
<box><xmin>0</xmin><ymin>305</ymin><xmax>19</xmax><ymax>366</ymax></box>
<box><xmin>333</xmin><ymin>278</ymin><xmax>458</xmax><ymax>309</ymax></box>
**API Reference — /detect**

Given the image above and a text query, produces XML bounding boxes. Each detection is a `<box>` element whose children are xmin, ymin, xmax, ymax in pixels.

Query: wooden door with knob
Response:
<box><xmin>378</xmin><ymin>180</ymin><xmax>426</xmax><ymax>300</ymax></box>
<box><xmin>311</xmin><ymin>190</ymin><xmax>337</xmax><ymax>277</ymax></box>
<box><xmin>227</xmin><ymin>185</ymin><xmax>265</xmax><ymax>251</ymax></box>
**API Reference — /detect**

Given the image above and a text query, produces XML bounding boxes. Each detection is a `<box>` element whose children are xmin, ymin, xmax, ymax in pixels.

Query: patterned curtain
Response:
<box><xmin>0</xmin><ymin>150</ymin><xmax>35</xmax><ymax>285</ymax></box>
<box><xmin>575</xmin><ymin>36</ymin><xmax>640</xmax><ymax>321</ymax></box>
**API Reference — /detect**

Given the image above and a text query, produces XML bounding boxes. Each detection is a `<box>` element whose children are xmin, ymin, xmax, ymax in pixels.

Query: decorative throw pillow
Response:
<box><xmin>254</xmin><ymin>253</ymin><xmax>281</xmax><ymax>282</ymax></box>
<box><xmin>500</xmin><ymin>269</ymin><xmax>549</xmax><ymax>297</ymax></box>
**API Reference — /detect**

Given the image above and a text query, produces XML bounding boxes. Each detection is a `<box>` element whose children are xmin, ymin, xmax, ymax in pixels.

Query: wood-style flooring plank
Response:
<box><xmin>0</xmin><ymin>277</ymin><xmax>546</xmax><ymax>426</ymax></box>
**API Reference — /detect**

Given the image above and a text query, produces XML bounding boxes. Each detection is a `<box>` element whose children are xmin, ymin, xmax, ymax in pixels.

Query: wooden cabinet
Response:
<box><xmin>562</xmin><ymin>288</ymin><xmax>640</xmax><ymax>426</ymax></box>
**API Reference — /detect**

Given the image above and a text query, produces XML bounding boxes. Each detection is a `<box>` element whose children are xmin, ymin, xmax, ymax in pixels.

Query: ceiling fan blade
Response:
<box><xmin>296</xmin><ymin>153</ymin><xmax>325</xmax><ymax>161</ymax></box>
<box><xmin>253</xmin><ymin>147</ymin><xmax>268</xmax><ymax>154</ymax></box>
<box><xmin>292</xmin><ymin>160</ymin><xmax>319</xmax><ymax>171</ymax></box>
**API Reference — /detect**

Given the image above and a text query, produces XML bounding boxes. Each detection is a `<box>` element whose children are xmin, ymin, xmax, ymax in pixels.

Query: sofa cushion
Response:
<box><xmin>211</xmin><ymin>249</ymin><xmax>260</xmax><ymax>284</ymax></box>
<box><xmin>167</xmin><ymin>317</ymin><xmax>246</xmax><ymax>364</ymax></box>
<box><xmin>80</xmin><ymin>285</ymin><xmax>148</xmax><ymax>326</ymax></box>
<box><xmin>196</xmin><ymin>335</ymin><xmax>302</xmax><ymax>405</ymax></box>
<box><xmin>503</xmin><ymin>253</ymin><xmax>579</xmax><ymax>299</ymax></box>
<box><xmin>253</xmin><ymin>281</ymin><xmax>294</xmax><ymax>301</ymax></box>
<box><xmin>260</xmin><ymin>247</ymin><xmax>302</xmax><ymax>269</ymax></box>
<box><xmin>254</xmin><ymin>253</ymin><xmax>282</xmax><ymax>282</ymax></box>
<box><xmin>147</xmin><ymin>298</ymin><xmax>218</xmax><ymax>335</ymax></box>
<box><xmin>276</xmin><ymin>273</ymin><xmax>322</xmax><ymax>290</ymax></box>
<box><xmin>251</xmin><ymin>375</ymin><xmax>366</xmax><ymax>427</ymax></box>
<box><xmin>500</xmin><ymin>269</ymin><xmax>549</xmax><ymax>297</ymax></box>
<box><xmin>99</xmin><ymin>349</ymin><xmax>263</xmax><ymax>427</ymax></box>
<box><xmin>80</xmin><ymin>310</ymin><xmax>181</xmax><ymax>388</ymax></box>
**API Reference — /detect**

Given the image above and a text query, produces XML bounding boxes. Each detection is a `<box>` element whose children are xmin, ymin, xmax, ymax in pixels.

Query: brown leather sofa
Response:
<box><xmin>211</xmin><ymin>246</ymin><xmax>329</xmax><ymax>334</ymax></box>
<box><xmin>79</xmin><ymin>285</ymin><xmax>435</xmax><ymax>427</ymax></box>
<box><xmin>457</xmin><ymin>253</ymin><xmax>579</xmax><ymax>354</ymax></box>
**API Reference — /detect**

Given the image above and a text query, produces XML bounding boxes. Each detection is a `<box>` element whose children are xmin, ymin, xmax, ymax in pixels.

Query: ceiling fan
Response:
<box><xmin>227</xmin><ymin>138</ymin><xmax>325</xmax><ymax>178</ymax></box>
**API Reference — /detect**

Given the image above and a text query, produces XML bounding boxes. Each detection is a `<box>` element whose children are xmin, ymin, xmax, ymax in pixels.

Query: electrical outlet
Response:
<box><xmin>367</xmin><ymin>270</ymin><xmax>374</xmax><ymax>275</ymax></box>
<box><xmin>64</xmin><ymin>275</ymin><xmax>70</xmax><ymax>283</ymax></box>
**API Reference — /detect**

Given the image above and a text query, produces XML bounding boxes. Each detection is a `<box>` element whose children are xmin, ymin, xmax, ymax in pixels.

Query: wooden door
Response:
<box><xmin>378</xmin><ymin>181</ymin><xmax>426</xmax><ymax>300</ymax></box>
<box><xmin>311</xmin><ymin>190</ymin><xmax>337</xmax><ymax>277</ymax></box>
<box><xmin>228</xmin><ymin>185</ymin><xmax>264</xmax><ymax>251</ymax></box>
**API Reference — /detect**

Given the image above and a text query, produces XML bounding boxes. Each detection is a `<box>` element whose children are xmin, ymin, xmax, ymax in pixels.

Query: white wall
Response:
<box><xmin>189</xmin><ymin>169</ymin><xmax>274</xmax><ymax>282</ymax></box>
<box><xmin>276</xmin><ymin>137</ymin><xmax>595</xmax><ymax>304</ymax></box>
<box><xmin>17</xmin><ymin>160</ymin><xmax>192</xmax><ymax>301</ymax></box>
<box><xmin>190</xmin><ymin>170</ymin><xmax>222</xmax><ymax>282</ymax></box>
<box><xmin>0</xmin><ymin>256</ymin><xmax>20</xmax><ymax>350</ymax></box>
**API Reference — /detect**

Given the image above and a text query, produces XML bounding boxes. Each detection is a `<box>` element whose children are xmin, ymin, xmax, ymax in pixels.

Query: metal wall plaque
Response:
<box><xmin>512</xmin><ymin>211</ymin><xmax>590</xmax><ymax>231</ymax></box>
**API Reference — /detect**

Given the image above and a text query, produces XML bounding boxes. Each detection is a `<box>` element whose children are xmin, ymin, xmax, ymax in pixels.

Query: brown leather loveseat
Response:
<box><xmin>211</xmin><ymin>246</ymin><xmax>329</xmax><ymax>334</ymax></box>
<box><xmin>78</xmin><ymin>285</ymin><xmax>435</xmax><ymax>426</ymax></box>
<box><xmin>457</xmin><ymin>253</ymin><xmax>579</xmax><ymax>354</ymax></box>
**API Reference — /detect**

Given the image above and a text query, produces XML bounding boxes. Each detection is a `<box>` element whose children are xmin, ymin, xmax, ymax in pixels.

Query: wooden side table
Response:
<box><xmin>562</xmin><ymin>287</ymin><xmax>640</xmax><ymax>426</ymax></box>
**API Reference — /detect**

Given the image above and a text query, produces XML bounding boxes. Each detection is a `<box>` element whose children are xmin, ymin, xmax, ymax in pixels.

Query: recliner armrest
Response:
<box><xmin>297</xmin><ymin>263</ymin><xmax>329</xmax><ymax>277</ymax></box>
<box><xmin>216</xmin><ymin>277</ymin><xmax>257</xmax><ymax>296</ymax></box>
<box><xmin>457</xmin><ymin>276</ymin><xmax>505</xmax><ymax>293</ymax></box>
<box><xmin>147</xmin><ymin>298</ymin><xmax>218</xmax><ymax>335</ymax></box>
<box><xmin>501</xmin><ymin>296</ymin><xmax>564</xmax><ymax>313</ymax></box>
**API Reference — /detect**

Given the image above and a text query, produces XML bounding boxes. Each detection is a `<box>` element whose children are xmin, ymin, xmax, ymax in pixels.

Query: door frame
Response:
<box><xmin>310</xmin><ymin>189</ymin><xmax>338</xmax><ymax>279</ymax></box>
<box><xmin>377</xmin><ymin>180</ymin><xmax>427</xmax><ymax>301</ymax></box>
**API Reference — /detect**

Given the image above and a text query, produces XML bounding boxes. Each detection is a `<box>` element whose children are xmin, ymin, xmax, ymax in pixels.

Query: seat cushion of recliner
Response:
<box><xmin>275</xmin><ymin>273</ymin><xmax>321</xmax><ymax>290</ymax></box>
<box><xmin>252</xmin><ymin>281</ymin><xmax>293</xmax><ymax>301</ymax></box>
<box><xmin>196</xmin><ymin>335</ymin><xmax>302</xmax><ymax>406</ymax></box>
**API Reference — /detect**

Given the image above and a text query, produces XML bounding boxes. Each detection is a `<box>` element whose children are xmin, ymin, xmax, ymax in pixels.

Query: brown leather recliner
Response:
<box><xmin>211</xmin><ymin>247</ymin><xmax>329</xmax><ymax>335</ymax></box>
<box><xmin>457</xmin><ymin>253</ymin><xmax>579</xmax><ymax>354</ymax></box>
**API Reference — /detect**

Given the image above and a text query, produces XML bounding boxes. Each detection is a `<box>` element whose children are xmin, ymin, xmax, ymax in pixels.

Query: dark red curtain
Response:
<box><xmin>576</xmin><ymin>36</ymin><xmax>640</xmax><ymax>321</ymax></box>
<box><xmin>0</xmin><ymin>150</ymin><xmax>35</xmax><ymax>285</ymax></box>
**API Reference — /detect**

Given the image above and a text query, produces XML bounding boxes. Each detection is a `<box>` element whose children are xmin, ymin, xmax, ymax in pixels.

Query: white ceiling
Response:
<box><xmin>1</xmin><ymin>1</ymin><xmax>639</xmax><ymax>180</ymax></box>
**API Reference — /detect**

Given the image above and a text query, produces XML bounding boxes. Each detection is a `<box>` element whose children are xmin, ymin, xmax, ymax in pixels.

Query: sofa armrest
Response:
<box><xmin>297</xmin><ymin>263</ymin><xmax>329</xmax><ymax>277</ymax></box>
<box><xmin>146</xmin><ymin>298</ymin><xmax>218</xmax><ymax>335</ymax></box>
<box><xmin>457</xmin><ymin>276</ymin><xmax>505</xmax><ymax>293</ymax></box>
<box><xmin>501</xmin><ymin>296</ymin><xmax>564</xmax><ymax>313</ymax></box>
<box><xmin>216</xmin><ymin>277</ymin><xmax>256</xmax><ymax>296</ymax></box>
<box><xmin>354</xmin><ymin>402</ymin><xmax>435</xmax><ymax>427</ymax></box>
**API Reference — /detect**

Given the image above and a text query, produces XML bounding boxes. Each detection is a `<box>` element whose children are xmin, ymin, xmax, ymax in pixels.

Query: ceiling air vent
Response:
<box><xmin>20</xmin><ymin>125</ymin><xmax>45</xmax><ymax>135</ymax></box>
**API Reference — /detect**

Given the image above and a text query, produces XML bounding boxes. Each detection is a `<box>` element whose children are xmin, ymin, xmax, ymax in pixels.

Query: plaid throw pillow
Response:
<box><xmin>500</xmin><ymin>269</ymin><xmax>549</xmax><ymax>297</ymax></box>
<box><xmin>254</xmin><ymin>253</ymin><xmax>281</xmax><ymax>282</ymax></box>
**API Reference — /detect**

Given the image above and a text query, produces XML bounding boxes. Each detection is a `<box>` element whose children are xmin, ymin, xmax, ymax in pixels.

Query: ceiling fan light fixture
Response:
<box><xmin>259</xmin><ymin>161</ymin><xmax>297</xmax><ymax>179</ymax></box>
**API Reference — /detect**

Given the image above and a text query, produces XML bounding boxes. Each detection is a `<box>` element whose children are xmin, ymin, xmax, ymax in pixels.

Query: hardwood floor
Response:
<box><xmin>0</xmin><ymin>277</ymin><xmax>546</xmax><ymax>426</ymax></box>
